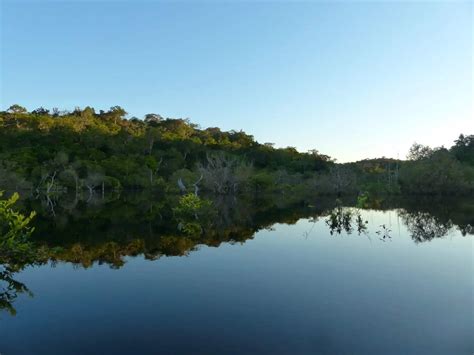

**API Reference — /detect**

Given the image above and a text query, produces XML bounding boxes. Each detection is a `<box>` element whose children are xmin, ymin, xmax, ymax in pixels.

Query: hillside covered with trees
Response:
<box><xmin>1</xmin><ymin>104</ymin><xmax>473</xmax><ymax>196</ymax></box>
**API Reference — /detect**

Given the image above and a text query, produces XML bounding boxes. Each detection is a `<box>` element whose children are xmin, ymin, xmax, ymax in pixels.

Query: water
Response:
<box><xmin>1</xmin><ymin>195</ymin><xmax>473</xmax><ymax>354</ymax></box>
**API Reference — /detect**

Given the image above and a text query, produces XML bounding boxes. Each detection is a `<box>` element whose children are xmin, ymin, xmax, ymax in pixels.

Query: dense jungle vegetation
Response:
<box><xmin>0</xmin><ymin>104</ymin><xmax>473</xmax><ymax>196</ymax></box>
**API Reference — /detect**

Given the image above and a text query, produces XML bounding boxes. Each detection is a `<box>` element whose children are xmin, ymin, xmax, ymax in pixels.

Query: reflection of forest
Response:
<box><xmin>1</xmin><ymin>193</ymin><xmax>472</xmax><ymax>315</ymax></box>
<box><xmin>20</xmin><ymin>193</ymin><xmax>335</xmax><ymax>268</ymax></box>
<box><xmin>13</xmin><ymin>193</ymin><xmax>473</xmax><ymax>267</ymax></box>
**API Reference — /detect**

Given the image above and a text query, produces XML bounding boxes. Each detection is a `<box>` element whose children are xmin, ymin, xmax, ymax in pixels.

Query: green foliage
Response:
<box><xmin>6</xmin><ymin>104</ymin><xmax>27</xmax><ymax>114</ymax></box>
<box><xmin>0</xmin><ymin>191</ymin><xmax>39</xmax><ymax>316</ymax></box>
<box><xmin>407</xmin><ymin>143</ymin><xmax>435</xmax><ymax>161</ymax></box>
<box><xmin>356</xmin><ymin>191</ymin><xmax>369</xmax><ymax>208</ymax></box>
<box><xmin>451</xmin><ymin>134</ymin><xmax>474</xmax><ymax>166</ymax></box>
<box><xmin>399</xmin><ymin>149</ymin><xmax>472</xmax><ymax>194</ymax></box>
<box><xmin>173</xmin><ymin>194</ymin><xmax>215</xmax><ymax>235</ymax></box>
<box><xmin>249</xmin><ymin>171</ymin><xmax>275</xmax><ymax>192</ymax></box>
<box><xmin>0</xmin><ymin>192</ymin><xmax>37</xmax><ymax>272</ymax></box>
<box><xmin>0</xmin><ymin>105</ymin><xmax>471</xmax><ymax>196</ymax></box>
<box><xmin>0</xmin><ymin>105</ymin><xmax>335</xmax><ymax>195</ymax></box>
<box><xmin>174</xmin><ymin>193</ymin><xmax>210</xmax><ymax>217</ymax></box>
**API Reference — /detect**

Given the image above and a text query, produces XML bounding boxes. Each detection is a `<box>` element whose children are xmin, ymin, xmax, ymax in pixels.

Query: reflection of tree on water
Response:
<box><xmin>2</xmin><ymin>192</ymin><xmax>473</xmax><ymax>315</ymax></box>
<box><xmin>325</xmin><ymin>207</ymin><xmax>369</xmax><ymax>236</ymax></box>
<box><xmin>396</xmin><ymin>197</ymin><xmax>474</xmax><ymax>238</ymax></box>
<box><xmin>324</xmin><ymin>204</ymin><xmax>472</xmax><ymax>243</ymax></box>
<box><xmin>399</xmin><ymin>211</ymin><xmax>454</xmax><ymax>243</ymax></box>
<box><xmin>326</xmin><ymin>207</ymin><xmax>354</xmax><ymax>235</ymax></box>
<box><xmin>1</xmin><ymin>267</ymin><xmax>32</xmax><ymax>316</ymax></box>
<box><xmin>355</xmin><ymin>215</ymin><xmax>368</xmax><ymax>235</ymax></box>
<box><xmin>324</xmin><ymin>207</ymin><xmax>393</xmax><ymax>241</ymax></box>
<box><xmin>458</xmin><ymin>224</ymin><xmax>473</xmax><ymax>236</ymax></box>
<box><xmin>375</xmin><ymin>224</ymin><xmax>392</xmax><ymax>241</ymax></box>
<box><xmin>12</xmin><ymin>194</ymin><xmax>474</xmax><ymax>264</ymax></box>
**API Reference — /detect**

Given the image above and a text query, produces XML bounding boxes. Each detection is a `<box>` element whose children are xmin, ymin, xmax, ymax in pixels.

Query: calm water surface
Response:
<box><xmin>1</xmin><ymin>197</ymin><xmax>473</xmax><ymax>354</ymax></box>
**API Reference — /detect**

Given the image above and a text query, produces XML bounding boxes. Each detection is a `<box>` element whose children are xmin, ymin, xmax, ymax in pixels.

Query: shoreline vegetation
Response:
<box><xmin>0</xmin><ymin>104</ymin><xmax>472</xmax><ymax>198</ymax></box>
<box><xmin>1</xmin><ymin>104</ymin><xmax>473</xmax><ymax>314</ymax></box>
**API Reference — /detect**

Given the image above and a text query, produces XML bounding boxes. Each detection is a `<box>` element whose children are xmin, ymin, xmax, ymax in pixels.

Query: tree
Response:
<box><xmin>81</xmin><ymin>106</ymin><xmax>96</xmax><ymax>120</ymax></box>
<box><xmin>84</xmin><ymin>170</ymin><xmax>105</xmax><ymax>199</ymax></box>
<box><xmin>144</xmin><ymin>113</ymin><xmax>163</xmax><ymax>126</ymax></box>
<box><xmin>106</xmin><ymin>106</ymin><xmax>127</xmax><ymax>124</ymax></box>
<box><xmin>145</xmin><ymin>156</ymin><xmax>163</xmax><ymax>184</ymax></box>
<box><xmin>31</xmin><ymin>107</ymin><xmax>50</xmax><ymax>115</ymax></box>
<box><xmin>330</xmin><ymin>165</ymin><xmax>357</xmax><ymax>194</ymax></box>
<box><xmin>0</xmin><ymin>191</ymin><xmax>38</xmax><ymax>315</ymax></box>
<box><xmin>145</xmin><ymin>127</ymin><xmax>162</xmax><ymax>155</ymax></box>
<box><xmin>198</xmin><ymin>153</ymin><xmax>240</xmax><ymax>194</ymax></box>
<box><xmin>6</xmin><ymin>104</ymin><xmax>27</xmax><ymax>114</ymax></box>
<box><xmin>399</xmin><ymin>149</ymin><xmax>470</xmax><ymax>194</ymax></box>
<box><xmin>51</xmin><ymin>107</ymin><xmax>60</xmax><ymax>117</ymax></box>
<box><xmin>451</xmin><ymin>134</ymin><xmax>474</xmax><ymax>165</ymax></box>
<box><xmin>407</xmin><ymin>143</ymin><xmax>434</xmax><ymax>161</ymax></box>
<box><xmin>173</xmin><ymin>193</ymin><xmax>214</xmax><ymax>235</ymax></box>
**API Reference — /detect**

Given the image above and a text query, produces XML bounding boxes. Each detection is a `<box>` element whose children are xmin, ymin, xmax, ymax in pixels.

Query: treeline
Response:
<box><xmin>0</xmin><ymin>104</ymin><xmax>472</xmax><ymax>195</ymax></box>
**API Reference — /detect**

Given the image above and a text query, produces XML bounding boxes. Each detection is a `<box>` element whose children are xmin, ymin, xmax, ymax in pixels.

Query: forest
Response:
<box><xmin>1</xmin><ymin>104</ymin><xmax>473</xmax><ymax>316</ymax></box>
<box><xmin>1</xmin><ymin>104</ymin><xmax>473</xmax><ymax>197</ymax></box>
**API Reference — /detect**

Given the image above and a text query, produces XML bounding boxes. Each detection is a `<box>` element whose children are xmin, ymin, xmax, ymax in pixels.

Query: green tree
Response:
<box><xmin>7</xmin><ymin>104</ymin><xmax>28</xmax><ymax>114</ymax></box>
<box><xmin>0</xmin><ymin>192</ymin><xmax>38</xmax><ymax>315</ymax></box>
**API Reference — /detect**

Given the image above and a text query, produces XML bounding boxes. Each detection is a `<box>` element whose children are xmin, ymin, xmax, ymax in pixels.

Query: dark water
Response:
<box><xmin>1</xmin><ymin>194</ymin><xmax>473</xmax><ymax>354</ymax></box>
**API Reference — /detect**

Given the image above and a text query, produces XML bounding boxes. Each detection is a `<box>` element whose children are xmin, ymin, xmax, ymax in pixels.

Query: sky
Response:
<box><xmin>1</xmin><ymin>0</ymin><xmax>472</xmax><ymax>162</ymax></box>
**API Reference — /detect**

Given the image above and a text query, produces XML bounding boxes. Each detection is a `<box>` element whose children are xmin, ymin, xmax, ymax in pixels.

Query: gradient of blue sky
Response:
<box><xmin>1</xmin><ymin>0</ymin><xmax>472</xmax><ymax>162</ymax></box>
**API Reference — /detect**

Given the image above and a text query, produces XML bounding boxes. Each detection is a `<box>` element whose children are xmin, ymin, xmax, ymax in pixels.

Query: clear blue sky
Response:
<box><xmin>1</xmin><ymin>0</ymin><xmax>472</xmax><ymax>162</ymax></box>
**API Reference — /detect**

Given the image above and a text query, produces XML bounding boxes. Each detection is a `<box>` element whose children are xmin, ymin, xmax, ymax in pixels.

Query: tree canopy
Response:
<box><xmin>0</xmin><ymin>105</ymin><xmax>472</xmax><ymax>196</ymax></box>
